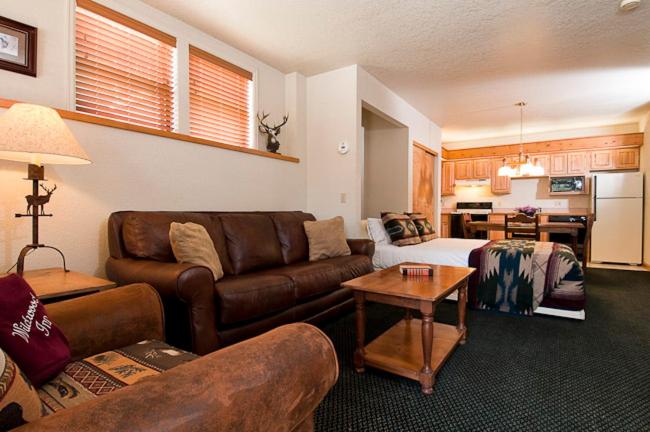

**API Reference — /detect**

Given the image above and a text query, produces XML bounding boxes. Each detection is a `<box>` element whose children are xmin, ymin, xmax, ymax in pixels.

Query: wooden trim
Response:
<box><xmin>189</xmin><ymin>45</ymin><xmax>253</xmax><ymax>81</ymax></box>
<box><xmin>413</xmin><ymin>141</ymin><xmax>438</xmax><ymax>156</ymax></box>
<box><xmin>0</xmin><ymin>98</ymin><xmax>299</xmax><ymax>163</ymax></box>
<box><xmin>76</xmin><ymin>0</ymin><xmax>177</xmax><ymax>47</ymax></box>
<box><xmin>441</xmin><ymin>146</ymin><xmax>450</xmax><ymax>160</ymax></box>
<box><xmin>444</xmin><ymin>133</ymin><xmax>644</xmax><ymax>160</ymax></box>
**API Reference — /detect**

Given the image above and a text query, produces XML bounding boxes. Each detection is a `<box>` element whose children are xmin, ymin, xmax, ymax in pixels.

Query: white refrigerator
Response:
<box><xmin>591</xmin><ymin>172</ymin><xmax>644</xmax><ymax>265</ymax></box>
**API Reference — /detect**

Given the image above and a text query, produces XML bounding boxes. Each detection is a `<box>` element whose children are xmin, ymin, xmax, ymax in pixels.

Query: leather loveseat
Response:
<box><xmin>18</xmin><ymin>284</ymin><xmax>337</xmax><ymax>431</ymax></box>
<box><xmin>106</xmin><ymin>211</ymin><xmax>374</xmax><ymax>355</ymax></box>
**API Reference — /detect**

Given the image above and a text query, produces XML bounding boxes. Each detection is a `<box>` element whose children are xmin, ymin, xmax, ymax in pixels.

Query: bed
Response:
<box><xmin>366</xmin><ymin>219</ymin><xmax>586</xmax><ymax>320</ymax></box>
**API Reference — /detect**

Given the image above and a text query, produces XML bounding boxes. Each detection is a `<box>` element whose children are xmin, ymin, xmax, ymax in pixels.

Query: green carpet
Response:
<box><xmin>315</xmin><ymin>269</ymin><xmax>650</xmax><ymax>431</ymax></box>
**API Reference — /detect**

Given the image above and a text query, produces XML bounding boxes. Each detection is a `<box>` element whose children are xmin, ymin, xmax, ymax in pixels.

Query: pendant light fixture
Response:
<box><xmin>497</xmin><ymin>102</ymin><xmax>545</xmax><ymax>178</ymax></box>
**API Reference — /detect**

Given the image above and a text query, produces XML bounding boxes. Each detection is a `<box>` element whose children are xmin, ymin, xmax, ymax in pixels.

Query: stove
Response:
<box><xmin>453</xmin><ymin>202</ymin><xmax>493</xmax><ymax>215</ymax></box>
<box><xmin>450</xmin><ymin>202</ymin><xmax>493</xmax><ymax>239</ymax></box>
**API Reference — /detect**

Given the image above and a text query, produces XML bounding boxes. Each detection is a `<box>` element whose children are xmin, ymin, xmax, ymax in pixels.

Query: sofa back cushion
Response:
<box><xmin>121</xmin><ymin>212</ymin><xmax>234</xmax><ymax>274</ymax></box>
<box><xmin>269</xmin><ymin>212</ymin><xmax>316</xmax><ymax>264</ymax></box>
<box><xmin>220</xmin><ymin>214</ymin><xmax>284</xmax><ymax>274</ymax></box>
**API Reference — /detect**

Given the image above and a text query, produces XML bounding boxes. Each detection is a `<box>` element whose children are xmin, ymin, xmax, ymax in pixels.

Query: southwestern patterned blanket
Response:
<box><xmin>468</xmin><ymin>240</ymin><xmax>585</xmax><ymax>315</ymax></box>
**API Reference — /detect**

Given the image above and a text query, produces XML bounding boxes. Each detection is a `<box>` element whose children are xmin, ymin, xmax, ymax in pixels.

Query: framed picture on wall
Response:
<box><xmin>0</xmin><ymin>16</ymin><xmax>37</xmax><ymax>77</ymax></box>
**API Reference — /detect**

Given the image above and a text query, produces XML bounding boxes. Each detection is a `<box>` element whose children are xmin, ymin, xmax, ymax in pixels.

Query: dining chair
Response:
<box><xmin>504</xmin><ymin>213</ymin><xmax>539</xmax><ymax>240</ymax></box>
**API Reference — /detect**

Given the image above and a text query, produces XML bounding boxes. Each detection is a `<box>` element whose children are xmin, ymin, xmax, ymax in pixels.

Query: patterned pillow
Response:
<box><xmin>381</xmin><ymin>213</ymin><xmax>421</xmax><ymax>246</ymax></box>
<box><xmin>406</xmin><ymin>213</ymin><xmax>437</xmax><ymax>242</ymax></box>
<box><xmin>0</xmin><ymin>348</ymin><xmax>43</xmax><ymax>430</ymax></box>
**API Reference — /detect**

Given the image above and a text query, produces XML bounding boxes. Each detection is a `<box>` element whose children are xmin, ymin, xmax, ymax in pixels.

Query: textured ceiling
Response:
<box><xmin>141</xmin><ymin>0</ymin><xmax>650</xmax><ymax>142</ymax></box>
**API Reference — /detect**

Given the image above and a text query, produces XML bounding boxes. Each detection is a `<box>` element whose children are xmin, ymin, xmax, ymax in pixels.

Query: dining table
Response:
<box><xmin>466</xmin><ymin>215</ymin><xmax>593</xmax><ymax>268</ymax></box>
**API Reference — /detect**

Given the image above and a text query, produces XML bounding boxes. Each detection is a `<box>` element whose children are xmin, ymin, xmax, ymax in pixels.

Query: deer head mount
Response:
<box><xmin>257</xmin><ymin>112</ymin><xmax>289</xmax><ymax>153</ymax></box>
<box><xmin>25</xmin><ymin>183</ymin><xmax>57</xmax><ymax>216</ymax></box>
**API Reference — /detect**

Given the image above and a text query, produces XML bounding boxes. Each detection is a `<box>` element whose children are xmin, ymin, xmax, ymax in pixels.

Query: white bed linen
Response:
<box><xmin>373</xmin><ymin>238</ymin><xmax>489</xmax><ymax>269</ymax></box>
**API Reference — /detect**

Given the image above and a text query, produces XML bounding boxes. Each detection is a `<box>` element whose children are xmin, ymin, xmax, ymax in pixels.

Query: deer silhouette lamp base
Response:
<box><xmin>13</xmin><ymin>164</ymin><xmax>68</xmax><ymax>276</ymax></box>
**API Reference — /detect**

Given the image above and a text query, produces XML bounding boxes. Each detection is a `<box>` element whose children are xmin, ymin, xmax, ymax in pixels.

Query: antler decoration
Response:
<box><xmin>257</xmin><ymin>112</ymin><xmax>289</xmax><ymax>153</ymax></box>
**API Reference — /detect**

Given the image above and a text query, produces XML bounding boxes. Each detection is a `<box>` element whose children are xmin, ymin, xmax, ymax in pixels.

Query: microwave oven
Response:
<box><xmin>549</xmin><ymin>176</ymin><xmax>588</xmax><ymax>194</ymax></box>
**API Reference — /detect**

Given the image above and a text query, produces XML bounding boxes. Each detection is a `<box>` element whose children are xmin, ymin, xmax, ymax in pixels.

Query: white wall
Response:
<box><xmin>0</xmin><ymin>0</ymin><xmax>306</xmax><ymax>275</ymax></box>
<box><xmin>306</xmin><ymin>66</ymin><xmax>443</xmax><ymax>237</ymax></box>
<box><xmin>305</xmin><ymin>66</ymin><xmax>359</xmax><ymax>236</ymax></box>
<box><xmin>640</xmin><ymin>112</ymin><xmax>650</xmax><ymax>265</ymax></box>
<box><xmin>442</xmin><ymin>178</ymin><xmax>591</xmax><ymax>211</ymax></box>
<box><xmin>362</xmin><ymin>110</ymin><xmax>409</xmax><ymax>219</ymax></box>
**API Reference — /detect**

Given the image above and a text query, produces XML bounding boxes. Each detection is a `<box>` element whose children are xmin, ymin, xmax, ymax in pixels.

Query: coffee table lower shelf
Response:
<box><xmin>363</xmin><ymin>319</ymin><xmax>463</xmax><ymax>383</ymax></box>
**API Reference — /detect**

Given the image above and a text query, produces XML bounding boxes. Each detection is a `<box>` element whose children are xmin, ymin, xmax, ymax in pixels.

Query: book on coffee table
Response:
<box><xmin>399</xmin><ymin>264</ymin><xmax>434</xmax><ymax>277</ymax></box>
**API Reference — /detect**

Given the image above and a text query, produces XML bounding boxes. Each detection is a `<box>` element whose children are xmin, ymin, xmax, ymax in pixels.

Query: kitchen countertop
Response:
<box><xmin>441</xmin><ymin>209</ymin><xmax>593</xmax><ymax>216</ymax></box>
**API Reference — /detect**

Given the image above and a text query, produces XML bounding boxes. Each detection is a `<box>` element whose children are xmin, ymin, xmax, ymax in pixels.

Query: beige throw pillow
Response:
<box><xmin>169</xmin><ymin>222</ymin><xmax>224</xmax><ymax>280</ymax></box>
<box><xmin>303</xmin><ymin>216</ymin><xmax>351</xmax><ymax>261</ymax></box>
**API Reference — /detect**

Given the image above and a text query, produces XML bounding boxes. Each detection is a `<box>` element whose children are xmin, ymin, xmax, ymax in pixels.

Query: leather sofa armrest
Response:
<box><xmin>106</xmin><ymin>257</ymin><xmax>219</xmax><ymax>355</ymax></box>
<box><xmin>17</xmin><ymin>323</ymin><xmax>338</xmax><ymax>432</ymax></box>
<box><xmin>347</xmin><ymin>238</ymin><xmax>375</xmax><ymax>258</ymax></box>
<box><xmin>46</xmin><ymin>284</ymin><xmax>164</xmax><ymax>360</ymax></box>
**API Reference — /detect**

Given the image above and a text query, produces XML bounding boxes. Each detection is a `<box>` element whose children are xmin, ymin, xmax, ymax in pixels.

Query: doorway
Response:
<box><xmin>412</xmin><ymin>142</ymin><xmax>437</xmax><ymax>222</ymax></box>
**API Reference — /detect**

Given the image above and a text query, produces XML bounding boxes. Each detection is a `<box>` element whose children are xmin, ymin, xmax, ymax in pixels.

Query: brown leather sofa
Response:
<box><xmin>18</xmin><ymin>284</ymin><xmax>338</xmax><ymax>432</ymax></box>
<box><xmin>106</xmin><ymin>211</ymin><xmax>374</xmax><ymax>355</ymax></box>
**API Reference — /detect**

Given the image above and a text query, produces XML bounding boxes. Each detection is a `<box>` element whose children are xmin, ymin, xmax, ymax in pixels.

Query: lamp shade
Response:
<box><xmin>0</xmin><ymin>103</ymin><xmax>90</xmax><ymax>165</ymax></box>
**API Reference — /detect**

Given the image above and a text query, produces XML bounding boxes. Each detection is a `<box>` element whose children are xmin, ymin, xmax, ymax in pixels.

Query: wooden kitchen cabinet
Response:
<box><xmin>440</xmin><ymin>214</ymin><xmax>451</xmax><ymax>238</ymax></box>
<box><xmin>567</xmin><ymin>152</ymin><xmax>587</xmax><ymax>174</ymax></box>
<box><xmin>614</xmin><ymin>148</ymin><xmax>640</xmax><ymax>170</ymax></box>
<box><xmin>549</xmin><ymin>154</ymin><xmax>567</xmax><ymax>175</ymax></box>
<box><xmin>454</xmin><ymin>160</ymin><xmax>473</xmax><ymax>180</ymax></box>
<box><xmin>590</xmin><ymin>149</ymin><xmax>614</xmax><ymax>171</ymax></box>
<box><xmin>472</xmin><ymin>159</ymin><xmax>492</xmax><ymax>179</ymax></box>
<box><xmin>530</xmin><ymin>154</ymin><xmax>550</xmax><ymax>174</ymax></box>
<box><xmin>490</xmin><ymin>159</ymin><xmax>511</xmax><ymax>194</ymax></box>
<box><xmin>441</xmin><ymin>161</ymin><xmax>455</xmax><ymax>196</ymax></box>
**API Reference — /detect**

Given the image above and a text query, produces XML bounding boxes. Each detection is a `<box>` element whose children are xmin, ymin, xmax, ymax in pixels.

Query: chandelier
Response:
<box><xmin>497</xmin><ymin>102</ymin><xmax>545</xmax><ymax>177</ymax></box>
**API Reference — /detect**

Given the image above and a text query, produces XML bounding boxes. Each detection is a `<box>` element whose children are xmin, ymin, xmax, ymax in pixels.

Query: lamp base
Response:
<box><xmin>16</xmin><ymin>244</ymin><xmax>69</xmax><ymax>276</ymax></box>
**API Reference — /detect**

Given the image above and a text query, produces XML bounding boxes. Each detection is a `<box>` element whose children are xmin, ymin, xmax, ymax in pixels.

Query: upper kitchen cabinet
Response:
<box><xmin>549</xmin><ymin>154</ymin><xmax>568</xmax><ymax>175</ymax></box>
<box><xmin>590</xmin><ymin>149</ymin><xmax>614</xmax><ymax>171</ymax></box>
<box><xmin>589</xmin><ymin>148</ymin><xmax>640</xmax><ymax>171</ymax></box>
<box><xmin>567</xmin><ymin>152</ymin><xmax>587</xmax><ymax>174</ymax></box>
<box><xmin>441</xmin><ymin>161</ymin><xmax>455</xmax><ymax>196</ymax></box>
<box><xmin>490</xmin><ymin>159</ymin><xmax>511</xmax><ymax>194</ymax></box>
<box><xmin>530</xmin><ymin>154</ymin><xmax>550</xmax><ymax>174</ymax></box>
<box><xmin>614</xmin><ymin>148</ymin><xmax>640</xmax><ymax>170</ymax></box>
<box><xmin>473</xmin><ymin>159</ymin><xmax>492</xmax><ymax>179</ymax></box>
<box><xmin>454</xmin><ymin>160</ymin><xmax>473</xmax><ymax>180</ymax></box>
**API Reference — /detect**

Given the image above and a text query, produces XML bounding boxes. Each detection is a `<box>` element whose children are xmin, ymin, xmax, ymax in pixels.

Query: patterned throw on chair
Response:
<box><xmin>468</xmin><ymin>240</ymin><xmax>584</xmax><ymax>315</ymax></box>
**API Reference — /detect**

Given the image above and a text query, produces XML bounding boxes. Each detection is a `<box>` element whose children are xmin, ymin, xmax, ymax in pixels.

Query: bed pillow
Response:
<box><xmin>366</xmin><ymin>218</ymin><xmax>390</xmax><ymax>244</ymax></box>
<box><xmin>406</xmin><ymin>213</ymin><xmax>438</xmax><ymax>242</ymax></box>
<box><xmin>304</xmin><ymin>216</ymin><xmax>351</xmax><ymax>261</ymax></box>
<box><xmin>169</xmin><ymin>222</ymin><xmax>224</xmax><ymax>281</ymax></box>
<box><xmin>0</xmin><ymin>347</ymin><xmax>43</xmax><ymax>430</ymax></box>
<box><xmin>381</xmin><ymin>212</ymin><xmax>421</xmax><ymax>247</ymax></box>
<box><xmin>0</xmin><ymin>274</ymin><xmax>71</xmax><ymax>387</ymax></box>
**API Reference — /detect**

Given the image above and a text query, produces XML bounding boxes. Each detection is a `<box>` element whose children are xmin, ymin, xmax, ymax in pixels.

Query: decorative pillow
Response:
<box><xmin>169</xmin><ymin>222</ymin><xmax>224</xmax><ymax>281</ymax></box>
<box><xmin>0</xmin><ymin>348</ymin><xmax>43</xmax><ymax>430</ymax></box>
<box><xmin>366</xmin><ymin>218</ymin><xmax>390</xmax><ymax>244</ymax></box>
<box><xmin>406</xmin><ymin>213</ymin><xmax>438</xmax><ymax>242</ymax></box>
<box><xmin>303</xmin><ymin>216</ymin><xmax>351</xmax><ymax>261</ymax></box>
<box><xmin>0</xmin><ymin>275</ymin><xmax>70</xmax><ymax>387</ymax></box>
<box><xmin>381</xmin><ymin>212</ymin><xmax>421</xmax><ymax>246</ymax></box>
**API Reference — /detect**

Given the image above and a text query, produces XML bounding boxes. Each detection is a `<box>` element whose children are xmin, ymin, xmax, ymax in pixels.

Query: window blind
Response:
<box><xmin>75</xmin><ymin>0</ymin><xmax>177</xmax><ymax>131</ymax></box>
<box><xmin>189</xmin><ymin>45</ymin><xmax>253</xmax><ymax>147</ymax></box>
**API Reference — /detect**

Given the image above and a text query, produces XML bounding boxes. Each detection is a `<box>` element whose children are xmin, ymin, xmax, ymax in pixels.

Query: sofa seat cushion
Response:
<box><xmin>320</xmin><ymin>255</ymin><xmax>374</xmax><ymax>282</ymax></box>
<box><xmin>38</xmin><ymin>340</ymin><xmax>196</xmax><ymax>414</ymax></box>
<box><xmin>265</xmin><ymin>262</ymin><xmax>342</xmax><ymax>302</ymax></box>
<box><xmin>215</xmin><ymin>274</ymin><xmax>295</xmax><ymax>325</ymax></box>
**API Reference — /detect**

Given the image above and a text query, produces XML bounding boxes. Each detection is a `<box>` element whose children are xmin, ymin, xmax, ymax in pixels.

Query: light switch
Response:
<box><xmin>340</xmin><ymin>193</ymin><xmax>347</xmax><ymax>204</ymax></box>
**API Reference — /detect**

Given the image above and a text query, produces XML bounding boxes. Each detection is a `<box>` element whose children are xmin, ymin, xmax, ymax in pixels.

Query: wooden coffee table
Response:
<box><xmin>342</xmin><ymin>262</ymin><xmax>475</xmax><ymax>394</ymax></box>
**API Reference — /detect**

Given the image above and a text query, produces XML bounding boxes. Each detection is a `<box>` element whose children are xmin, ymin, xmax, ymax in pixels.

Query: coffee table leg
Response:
<box><xmin>353</xmin><ymin>291</ymin><xmax>366</xmax><ymax>373</ymax></box>
<box><xmin>419</xmin><ymin>302</ymin><xmax>435</xmax><ymax>395</ymax></box>
<box><xmin>457</xmin><ymin>280</ymin><xmax>468</xmax><ymax>344</ymax></box>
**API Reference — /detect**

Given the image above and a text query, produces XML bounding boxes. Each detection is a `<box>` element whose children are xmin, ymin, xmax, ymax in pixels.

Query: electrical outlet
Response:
<box><xmin>340</xmin><ymin>193</ymin><xmax>347</xmax><ymax>204</ymax></box>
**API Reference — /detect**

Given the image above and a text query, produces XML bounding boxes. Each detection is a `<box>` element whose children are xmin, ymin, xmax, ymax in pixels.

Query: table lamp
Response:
<box><xmin>0</xmin><ymin>103</ymin><xmax>91</xmax><ymax>275</ymax></box>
